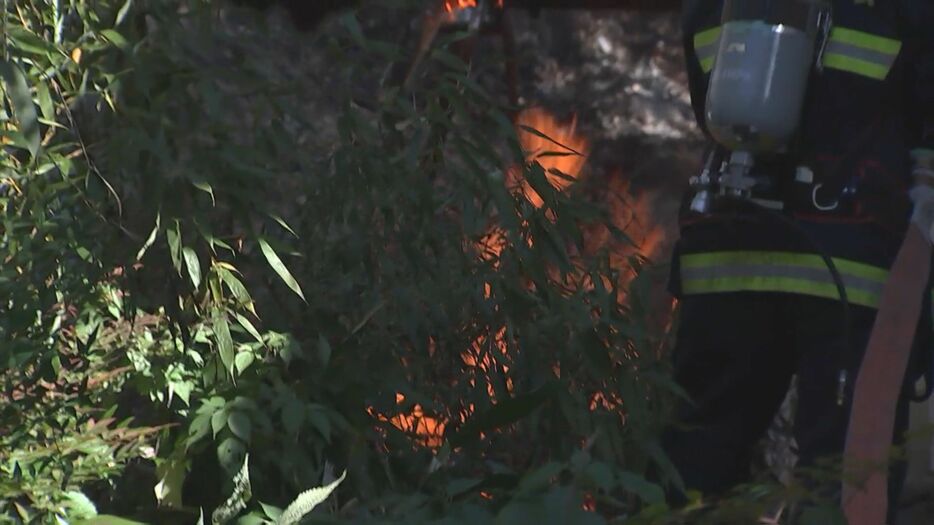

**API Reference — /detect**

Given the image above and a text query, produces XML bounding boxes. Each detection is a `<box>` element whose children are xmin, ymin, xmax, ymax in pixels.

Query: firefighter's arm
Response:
<box><xmin>680</xmin><ymin>0</ymin><xmax>715</xmax><ymax>138</ymax></box>
<box><xmin>906</xmin><ymin>0</ymin><xmax>934</xmax><ymax>244</ymax></box>
<box><xmin>910</xmin><ymin>161</ymin><xmax>934</xmax><ymax>245</ymax></box>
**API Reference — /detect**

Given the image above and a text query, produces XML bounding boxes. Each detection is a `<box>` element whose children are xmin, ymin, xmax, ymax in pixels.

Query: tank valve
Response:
<box><xmin>689</xmin><ymin>148</ymin><xmax>724</xmax><ymax>214</ymax></box>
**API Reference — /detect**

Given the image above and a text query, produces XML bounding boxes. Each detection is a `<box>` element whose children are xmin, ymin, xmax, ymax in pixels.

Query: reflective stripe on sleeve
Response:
<box><xmin>821</xmin><ymin>27</ymin><xmax>901</xmax><ymax>80</ymax></box>
<box><xmin>680</xmin><ymin>251</ymin><xmax>890</xmax><ymax>308</ymax></box>
<box><xmin>693</xmin><ymin>26</ymin><xmax>721</xmax><ymax>73</ymax></box>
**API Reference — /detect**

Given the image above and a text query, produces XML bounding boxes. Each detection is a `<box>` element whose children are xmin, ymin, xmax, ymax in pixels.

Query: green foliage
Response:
<box><xmin>0</xmin><ymin>0</ymin><xmax>847</xmax><ymax>524</ymax></box>
<box><xmin>212</xmin><ymin>454</ymin><xmax>252</xmax><ymax>525</ymax></box>
<box><xmin>276</xmin><ymin>470</ymin><xmax>346</xmax><ymax>525</ymax></box>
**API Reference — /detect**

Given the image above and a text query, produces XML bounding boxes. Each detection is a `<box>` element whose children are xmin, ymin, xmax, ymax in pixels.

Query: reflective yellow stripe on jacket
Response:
<box><xmin>693</xmin><ymin>26</ymin><xmax>721</xmax><ymax>73</ymax></box>
<box><xmin>680</xmin><ymin>251</ymin><xmax>889</xmax><ymax>308</ymax></box>
<box><xmin>821</xmin><ymin>27</ymin><xmax>901</xmax><ymax>80</ymax></box>
<box><xmin>692</xmin><ymin>25</ymin><xmax>901</xmax><ymax>80</ymax></box>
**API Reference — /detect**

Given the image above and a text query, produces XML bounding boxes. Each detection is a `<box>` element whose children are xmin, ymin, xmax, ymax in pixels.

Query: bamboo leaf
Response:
<box><xmin>101</xmin><ymin>29</ymin><xmax>130</xmax><ymax>51</ymax></box>
<box><xmin>115</xmin><ymin>0</ymin><xmax>134</xmax><ymax>26</ymax></box>
<box><xmin>37</xmin><ymin>81</ymin><xmax>55</xmax><ymax>122</ymax></box>
<box><xmin>0</xmin><ymin>60</ymin><xmax>40</xmax><ymax>159</ymax></box>
<box><xmin>258</xmin><ymin>238</ymin><xmax>305</xmax><ymax>302</ymax></box>
<box><xmin>183</xmin><ymin>247</ymin><xmax>202</xmax><ymax>289</ymax></box>
<box><xmin>192</xmin><ymin>180</ymin><xmax>216</xmax><ymax>206</ymax></box>
<box><xmin>218</xmin><ymin>268</ymin><xmax>254</xmax><ymax>312</ymax></box>
<box><xmin>235</xmin><ymin>313</ymin><xmax>263</xmax><ymax>345</ymax></box>
<box><xmin>269</xmin><ymin>214</ymin><xmax>298</xmax><ymax>238</ymax></box>
<box><xmin>214</xmin><ymin>311</ymin><xmax>235</xmax><ymax>374</ymax></box>
<box><xmin>135</xmin><ymin>213</ymin><xmax>160</xmax><ymax>261</ymax></box>
<box><xmin>518</xmin><ymin>125</ymin><xmax>585</xmax><ymax>156</ymax></box>
<box><xmin>6</xmin><ymin>27</ymin><xmax>58</xmax><ymax>56</ymax></box>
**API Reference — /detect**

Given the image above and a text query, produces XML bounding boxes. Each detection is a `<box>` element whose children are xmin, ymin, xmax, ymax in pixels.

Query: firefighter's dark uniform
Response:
<box><xmin>663</xmin><ymin>0</ymin><xmax>934</xmax><ymax>519</ymax></box>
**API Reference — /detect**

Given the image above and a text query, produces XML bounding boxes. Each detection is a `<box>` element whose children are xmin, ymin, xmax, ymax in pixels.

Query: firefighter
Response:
<box><xmin>661</xmin><ymin>0</ymin><xmax>934</xmax><ymax>521</ymax></box>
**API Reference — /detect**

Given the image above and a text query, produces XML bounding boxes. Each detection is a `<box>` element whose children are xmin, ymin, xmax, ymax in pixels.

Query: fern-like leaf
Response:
<box><xmin>276</xmin><ymin>470</ymin><xmax>346</xmax><ymax>525</ymax></box>
<box><xmin>211</xmin><ymin>453</ymin><xmax>252</xmax><ymax>525</ymax></box>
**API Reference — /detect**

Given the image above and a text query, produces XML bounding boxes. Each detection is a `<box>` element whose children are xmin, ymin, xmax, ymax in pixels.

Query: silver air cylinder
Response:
<box><xmin>705</xmin><ymin>0</ymin><xmax>826</xmax><ymax>154</ymax></box>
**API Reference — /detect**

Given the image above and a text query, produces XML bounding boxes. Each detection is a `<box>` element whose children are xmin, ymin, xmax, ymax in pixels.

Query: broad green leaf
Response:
<box><xmin>581</xmin><ymin>461</ymin><xmax>616</xmax><ymax>491</ymax></box>
<box><xmin>167</xmin><ymin>225</ymin><xmax>182</xmax><ymax>274</ymax></box>
<box><xmin>234</xmin><ymin>351</ymin><xmax>255</xmax><ymax>374</ymax></box>
<box><xmin>212</xmin><ymin>409</ymin><xmax>229</xmax><ymax>439</ymax></box>
<box><xmin>617</xmin><ymin>471</ymin><xmax>665</xmax><ymax>504</ymax></box>
<box><xmin>168</xmin><ymin>378</ymin><xmax>193</xmax><ymax>406</ymax></box>
<box><xmin>516</xmin><ymin>462</ymin><xmax>565</xmax><ymax>494</ymax></box>
<box><xmin>278</xmin><ymin>335</ymin><xmax>303</xmax><ymax>364</ymax></box>
<box><xmin>259</xmin><ymin>503</ymin><xmax>282</xmax><ymax>520</ymax></box>
<box><xmin>450</xmin><ymin>382</ymin><xmax>559</xmax><ymax>447</ymax></box>
<box><xmin>188</xmin><ymin>414</ymin><xmax>212</xmax><ymax>446</ymax></box>
<box><xmin>307</xmin><ymin>406</ymin><xmax>331</xmax><ymax>442</ymax></box>
<box><xmin>227</xmin><ymin>411</ymin><xmax>252</xmax><ymax>442</ymax></box>
<box><xmin>214</xmin><ymin>311</ymin><xmax>235</xmax><ymax>374</ymax></box>
<box><xmin>217</xmin><ymin>438</ymin><xmax>247</xmax><ymax>477</ymax></box>
<box><xmin>258</xmin><ymin>238</ymin><xmax>305</xmax><ymax>302</ymax></box>
<box><xmin>183</xmin><ymin>247</ymin><xmax>202</xmax><ymax>289</ymax></box>
<box><xmin>446</xmin><ymin>478</ymin><xmax>482</xmax><ymax>497</ymax></box>
<box><xmin>154</xmin><ymin>454</ymin><xmax>187</xmax><ymax>509</ymax></box>
<box><xmin>317</xmin><ymin>335</ymin><xmax>332</xmax><ymax>366</ymax></box>
<box><xmin>339</xmin><ymin>13</ymin><xmax>366</xmax><ymax>47</ymax></box>
<box><xmin>281</xmin><ymin>398</ymin><xmax>305</xmax><ymax>438</ymax></box>
<box><xmin>234</xmin><ymin>515</ymin><xmax>266</xmax><ymax>525</ymax></box>
<box><xmin>14</xmin><ymin>502</ymin><xmax>30</xmax><ymax>521</ymax></box>
<box><xmin>0</xmin><ymin>60</ymin><xmax>40</xmax><ymax>158</ymax></box>
<box><xmin>64</xmin><ymin>491</ymin><xmax>98</xmax><ymax>519</ymax></box>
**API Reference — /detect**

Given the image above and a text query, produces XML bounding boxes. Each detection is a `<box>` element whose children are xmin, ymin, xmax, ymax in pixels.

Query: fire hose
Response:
<box><xmin>842</xmin><ymin>181</ymin><xmax>934</xmax><ymax>524</ymax></box>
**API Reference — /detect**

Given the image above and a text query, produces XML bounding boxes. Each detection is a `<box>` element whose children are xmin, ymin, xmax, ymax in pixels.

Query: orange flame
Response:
<box><xmin>444</xmin><ymin>0</ymin><xmax>478</xmax><ymax>11</ymax></box>
<box><xmin>443</xmin><ymin>0</ymin><xmax>504</xmax><ymax>13</ymax></box>
<box><xmin>581</xmin><ymin>175</ymin><xmax>667</xmax><ymax>299</ymax></box>
<box><xmin>510</xmin><ymin>108</ymin><xmax>590</xmax><ymax>208</ymax></box>
<box><xmin>370</xmin><ymin>109</ymin><xmax>673</xmax><ymax>451</ymax></box>
<box><xmin>368</xmin><ymin>393</ymin><xmax>448</xmax><ymax>448</ymax></box>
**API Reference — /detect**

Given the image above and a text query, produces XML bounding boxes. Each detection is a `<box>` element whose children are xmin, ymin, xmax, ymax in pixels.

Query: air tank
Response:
<box><xmin>705</xmin><ymin>0</ymin><xmax>827</xmax><ymax>153</ymax></box>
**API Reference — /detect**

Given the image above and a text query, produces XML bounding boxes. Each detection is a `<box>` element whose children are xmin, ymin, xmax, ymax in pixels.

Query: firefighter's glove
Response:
<box><xmin>911</xmin><ymin>181</ymin><xmax>934</xmax><ymax>246</ymax></box>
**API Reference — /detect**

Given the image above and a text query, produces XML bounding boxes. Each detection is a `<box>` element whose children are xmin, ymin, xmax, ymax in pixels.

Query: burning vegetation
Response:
<box><xmin>375</xmin><ymin>107</ymin><xmax>670</xmax><ymax>448</ymax></box>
